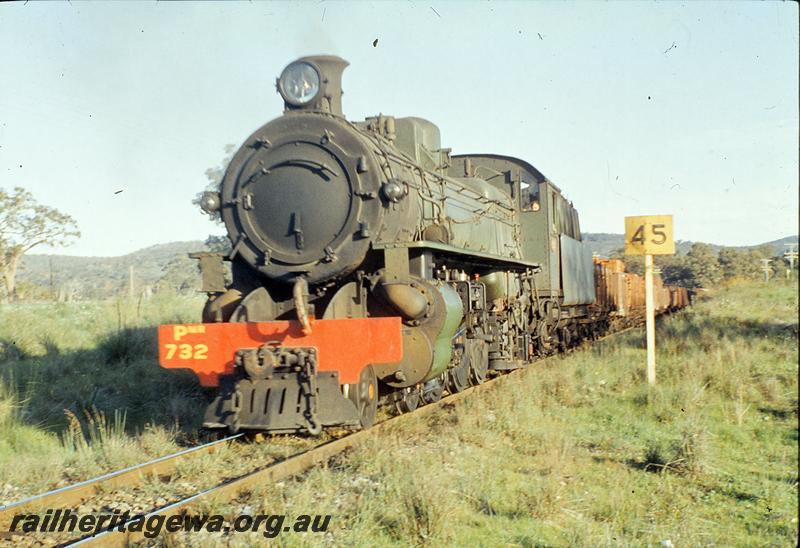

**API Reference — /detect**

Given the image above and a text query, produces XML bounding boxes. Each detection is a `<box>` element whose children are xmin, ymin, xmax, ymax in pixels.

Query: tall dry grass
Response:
<box><xmin>0</xmin><ymin>294</ymin><xmax>207</xmax><ymax>499</ymax></box>
<box><xmin>177</xmin><ymin>280</ymin><xmax>798</xmax><ymax>547</ymax></box>
<box><xmin>1</xmin><ymin>282</ymin><xmax>797</xmax><ymax>547</ymax></box>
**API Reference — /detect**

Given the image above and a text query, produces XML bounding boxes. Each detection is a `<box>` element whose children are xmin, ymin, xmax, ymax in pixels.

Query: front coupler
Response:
<box><xmin>203</xmin><ymin>345</ymin><xmax>360</xmax><ymax>434</ymax></box>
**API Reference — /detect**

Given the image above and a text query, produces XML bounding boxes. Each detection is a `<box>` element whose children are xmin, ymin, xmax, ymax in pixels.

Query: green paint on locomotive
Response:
<box><xmin>428</xmin><ymin>282</ymin><xmax>464</xmax><ymax>381</ymax></box>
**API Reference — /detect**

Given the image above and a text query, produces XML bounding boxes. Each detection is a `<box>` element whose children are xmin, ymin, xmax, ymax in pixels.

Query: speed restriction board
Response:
<box><xmin>624</xmin><ymin>215</ymin><xmax>675</xmax><ymax>256</ymax></box>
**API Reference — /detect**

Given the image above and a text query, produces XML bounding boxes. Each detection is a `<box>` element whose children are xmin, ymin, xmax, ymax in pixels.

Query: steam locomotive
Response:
<box><xmin>158</xmin><ymin>55</ymin><xmax>688</xmax><ymax>435</ymax></box>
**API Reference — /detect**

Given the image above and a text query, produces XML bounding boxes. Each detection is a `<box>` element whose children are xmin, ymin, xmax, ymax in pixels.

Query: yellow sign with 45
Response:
<box><xmin>624</xmin><ymin>215</ymin><xmax>675</xmax><ymax>256</ymax></box>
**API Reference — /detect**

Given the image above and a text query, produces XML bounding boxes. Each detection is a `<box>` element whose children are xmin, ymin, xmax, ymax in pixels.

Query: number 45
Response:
<box><xmin>631</xmin><ymin>224</ymin><xmax>667</xmax><ymax>245</ymax></box>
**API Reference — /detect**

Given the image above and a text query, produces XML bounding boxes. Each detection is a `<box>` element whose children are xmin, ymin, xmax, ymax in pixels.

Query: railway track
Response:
<box><xmin>2</xmin><ymin>326</ymin><xmax>639</xmax><ymax>546</ymax></box>
<box><xmin>0</xmin><ymin>434</ymin><xmax>245</xmax><ymax>533</ymax></box>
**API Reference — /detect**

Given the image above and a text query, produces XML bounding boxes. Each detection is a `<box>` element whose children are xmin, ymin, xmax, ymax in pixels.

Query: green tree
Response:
<box><xmin>718</xmin><ymin>248</ymin><xmax>748</xmax><ymax>279</ymax></box>
<box><xmin>751</xmin><ymin>244</ymin><xmax>776</xmax><ymax>259</ymax></box>
<box><xmin>686</xmin><ymin>243</ymin><xmax>721</xmax><ymax>288</ymax></box>
<box><xmin>609</xmin><ymin>247</ymin><xmax>690</xmax><ymax>283</ymax></box>
<box><xmin>656</xmin><ymin>254</ymin><xmax>693</xmax><ymax>286</ymax></box>
<box><xmin>0</xmin><ymin>187</ymin><xmax>80</xmax><ymax>302</ymax></box>
<box><xmin>609</xmin><ymin>247</ymin><xmax>644</xmax><ymax>276</ymax></box>
<box><xmin>204</xmin><ymin>234</ymin><xmax>232</xmax><ymax>254</ymax></box>
<box><xmin>746</xmin><ymin>246</ymin><xmax>777</xmax><ymax>281</ymax></box>
<box><xmin>193</xmin><ymin>144</ymin><xmax>236</xmax><ymax>223</ymax></box>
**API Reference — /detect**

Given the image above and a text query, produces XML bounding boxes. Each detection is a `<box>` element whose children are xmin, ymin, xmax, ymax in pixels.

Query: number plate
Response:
<box><xmin>624</xmin><ymin>215</ymin><xmax>675</xmax><ymax>255</ymax></box>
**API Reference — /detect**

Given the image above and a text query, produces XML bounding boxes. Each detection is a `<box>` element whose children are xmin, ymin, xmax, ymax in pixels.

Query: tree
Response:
<box><xmin>747</xmin><ymin>247</ymin><xmax>776</xmax><ymax>281</ymax></box>
<box><xmin>0</xmin><ymin>187</ymin><xmax>80</xmax><ymax>302</ymax></box>
<box><xmin>718</xmin><ymin>248</ymin><xmax>761</xmax><ymax>280</ymax></box>
<box><xmin>718</xmin><ymin>248</ymin><xmax>746</xmax><ymax>279</ymax></box>
<box><xmin>204</xmin><ymin>234</ymin><xmax>232</xmax><ymax>254</ymax></box>
<box><xmin>193</xmin><ymin>144</ymin><xmax>236</xmax><ymax>223</ymax></box>
<box><xmin>656</xmin><ymin>254</ymin><xmax>693</xmax><ymax>286</ymax></box>
<box><xmin>609</xmin><ymin>246</ymin><xmax>689</xmax><ymax>282</ymax></box>
<box><xmin>751</xmin><ymin>244</ymin><xmax>776</xmax><ymax>259</ymax></box>
<box><xmin>686</xmin><ymin>243</ymin><xmax>721</xmax><ymax>288</ymax></box>
<box><xmin>609</xmin><ymin>247</ymin><xmax>644</xmax><ymax>276</ymax></box>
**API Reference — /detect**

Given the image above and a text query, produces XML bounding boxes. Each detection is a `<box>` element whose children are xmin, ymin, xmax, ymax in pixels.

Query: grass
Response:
<box><xmin>184</xmin><ymin>281</ymin><xmax>797</xmax><ymax>547</ymax></box>
<box><xmin>0</xmin><ymin>282</ymin><xmax>797</xmax><ymax>547</ymax></box>
<box><xmin>0</xmin><ymin>295</ymin><xmax>208</xmax><ymax>498</ymax></box>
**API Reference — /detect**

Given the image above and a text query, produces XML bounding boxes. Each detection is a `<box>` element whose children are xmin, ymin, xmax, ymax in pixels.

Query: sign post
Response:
<box><xmin>644</xmin><ymin>253</ymin><xmax>655</xmax><ymax>385</ymax></box>
<box><xmin>624</xmin><ymin>215</ymin><xmax>675</xmax><ymax>386</ymax></box>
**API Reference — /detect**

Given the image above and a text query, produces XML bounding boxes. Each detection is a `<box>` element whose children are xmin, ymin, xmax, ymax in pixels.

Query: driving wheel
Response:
<box><xmin>347</xmin><ymin>365</ymin><xmax>378</xmax><ymax>428</ymax></box>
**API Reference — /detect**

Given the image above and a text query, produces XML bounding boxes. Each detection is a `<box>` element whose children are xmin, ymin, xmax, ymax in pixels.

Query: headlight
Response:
<box><xmin>381</xmin><ymin>180</ymin><xmax>405</xmax><ymax>202</ymax></box>
<box><xmin>199</xmin><ymin>191</ymin><xmax>221</xmax><ymax>214</ymax></box>
<box><xmin>278</xmin><ymin>62</ymin><xmax>321</xmax><ymax>106</ymax></box>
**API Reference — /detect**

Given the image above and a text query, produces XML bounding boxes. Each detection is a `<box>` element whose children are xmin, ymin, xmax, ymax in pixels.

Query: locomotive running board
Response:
<box><xmin>374</xmin><ymin>241</ymin><xmax>541</xmax><ymax>272</ymax></box>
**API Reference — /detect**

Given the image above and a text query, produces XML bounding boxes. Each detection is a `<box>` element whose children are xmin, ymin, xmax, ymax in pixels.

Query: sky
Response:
<box><xmin>0</xmin><ymin>1</ymin><xmax>797</xmax><ymax>257</ymax></box>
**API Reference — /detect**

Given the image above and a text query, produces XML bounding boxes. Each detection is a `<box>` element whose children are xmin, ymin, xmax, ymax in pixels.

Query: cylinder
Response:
<box><xmin>372</xmin><ymin>279</ymin><xmax>463</xmax><ymax>388</ymax></box>
<box><xmin>427</xmin><ymin>282</ymin><xmax>464</xmax><ymax>380</ymax></box>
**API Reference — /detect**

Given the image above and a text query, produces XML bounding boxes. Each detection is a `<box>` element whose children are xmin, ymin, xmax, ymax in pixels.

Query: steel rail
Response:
<box><xmin>71</xmin><ymin>326</ymin><xmax>640</xmax><ymax>547</ymax></box>
<box><xmin>0</xmin><ymin>433</ymin><xmax>244</xmax><ymax>533</ymax></box>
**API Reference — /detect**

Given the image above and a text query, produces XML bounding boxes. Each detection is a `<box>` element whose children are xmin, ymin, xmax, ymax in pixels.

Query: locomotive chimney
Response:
<box><xmin>277</xmin><ymin>55</ymin><xmax>349</xmax><ymax>117</ymax></box>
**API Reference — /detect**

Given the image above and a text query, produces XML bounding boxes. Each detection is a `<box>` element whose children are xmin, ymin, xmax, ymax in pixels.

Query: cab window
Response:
<box><xmin>520</xmin><ymin>181</ymin><xmax>540</xmax><ymax>212</ymax></box>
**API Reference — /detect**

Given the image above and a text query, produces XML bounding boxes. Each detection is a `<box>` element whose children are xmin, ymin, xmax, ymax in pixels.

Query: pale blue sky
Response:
<box><xmin>1</xmin><ymin>1</ymin><xmax>797</xmax><ymax>257</ymax></box>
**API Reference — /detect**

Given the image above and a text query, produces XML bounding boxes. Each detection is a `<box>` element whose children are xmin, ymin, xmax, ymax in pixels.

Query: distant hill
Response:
<box><xmin>18</xmin><ymin>241</ymin><xmax>206</xmax><ymax>299</ymax></box>
<box><xmin>15</xmin><ymin>234</ymin><xmax>797</xmax><ymax>300</ymax></box>
<box><xmin>582</xmin><ymin>233</ymin><xmax>798</xmax><ymax>258</ymax></box>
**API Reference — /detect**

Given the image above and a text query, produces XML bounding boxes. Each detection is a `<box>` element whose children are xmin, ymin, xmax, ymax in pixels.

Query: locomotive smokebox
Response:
<box><xmin>277</xmin><ymin>55</ymin><xmax>349</xmax><ymax>116</ymax></box>
<box><xmin>218</xmin><ymin>56</ymin><xmax>384</xmax><ymax>285</ymax></box>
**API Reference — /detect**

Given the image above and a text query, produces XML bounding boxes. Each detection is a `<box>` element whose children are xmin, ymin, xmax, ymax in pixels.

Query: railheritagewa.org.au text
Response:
<box><xmin>9</xmin><ymin>509</ymin><xmax>331</xmax><ymax>539</ymax></box>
